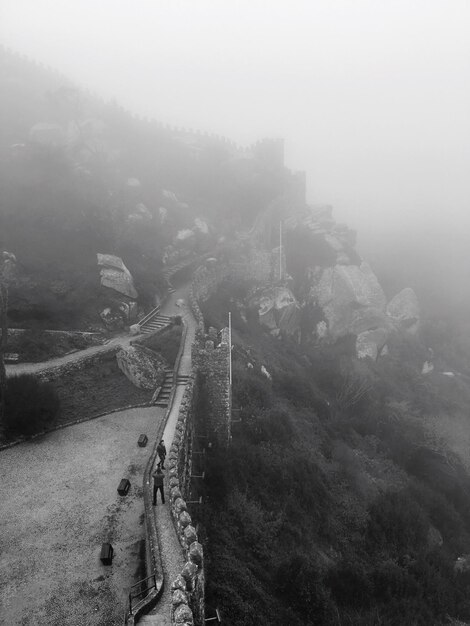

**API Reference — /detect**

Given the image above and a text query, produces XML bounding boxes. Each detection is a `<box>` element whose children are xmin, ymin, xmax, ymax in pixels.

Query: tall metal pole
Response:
<box><xmin>279</xmin><ymin>221</ymin><xmax>282</xmax><ymax>281</ymax></box>
<box><xmin>228</xmin><ymin>311</ymin><xmax>232</xmax><ymax>386</ymax></box>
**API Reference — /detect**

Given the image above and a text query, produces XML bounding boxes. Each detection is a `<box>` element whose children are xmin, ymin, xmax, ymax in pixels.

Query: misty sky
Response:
<box><xmin>1</xmin><ymin>0</ymin><xmax>470</xmax><ymax>244</ymax></box>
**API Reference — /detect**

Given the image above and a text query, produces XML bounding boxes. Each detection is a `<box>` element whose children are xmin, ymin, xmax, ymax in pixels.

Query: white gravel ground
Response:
<box><xmin>0</xmin><ymin>406</ymin><xmax>164</xmax><ymax>626</ymax></box>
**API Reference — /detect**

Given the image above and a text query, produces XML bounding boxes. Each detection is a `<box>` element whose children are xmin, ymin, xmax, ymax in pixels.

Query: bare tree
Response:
<box><xmin>0</xmin><ymin>251</ymin><xmax>16</xmax><ymax>437</ymax></box>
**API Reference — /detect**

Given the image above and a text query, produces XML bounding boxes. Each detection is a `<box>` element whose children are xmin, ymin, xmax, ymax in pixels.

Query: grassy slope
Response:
<box><xmin>197</xmin><ymin>280</ymin><xmax>470</xmax><ymax>626</ymax></box>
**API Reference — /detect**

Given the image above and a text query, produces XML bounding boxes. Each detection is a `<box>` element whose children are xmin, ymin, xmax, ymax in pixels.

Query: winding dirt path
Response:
<box><xmin>5</xmin><ymin>333</ymin><xmax>132</xmax><ymax>378</ymax></box>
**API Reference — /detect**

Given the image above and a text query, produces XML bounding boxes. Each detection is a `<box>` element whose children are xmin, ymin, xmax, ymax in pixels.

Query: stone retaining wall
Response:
<box><xmin>168</xmin><ymin>377</ymin><xmax>205</xmax><ymax>626</ymax></box>
<box><xmin>35</xmin><ymin>347</ymin><xmax>153</xmax><ymax>427</ymax></box>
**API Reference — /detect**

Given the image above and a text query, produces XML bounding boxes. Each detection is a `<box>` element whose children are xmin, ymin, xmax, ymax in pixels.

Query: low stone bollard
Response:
<box><xmin>181</xmin><ymin>561</ymin><xmax>199</xmax><ymax>591</ymax></box>
<box><xmin>174</xmin><ymin>498</ymin><xmax>188</xmax><ymax>515</ymax></box>
<box><xmin>171</xmin><ymin>487</ymin><xmax>183</xmax><ymax>503</ymax></box>
<box><xmin>188</xmin><ymin>541</ymin><xmax>203</xmax><ymax>567</ymax></box>
<box><xmin>173</xmin><ymin>602</ymin><xmax>194</xmax><ymax>625</ymax></box>
<box><xmin>172</xmin><ymin>588</ymin><xmax>188</xmax><ymax>608</ymax></box>
<box><xmin>183</xmin><ymin>525</ymin><xmax>198</xmax><ymax>547</ymax></box>
<box><xmin>178</xmin><ymin>511</ymin><xmax>192</xmax><ymax>530</ymax></box>
<box><xmin>169</xmin><ymin>477</ymin><xmax>180</xmax><ymax>490</ymax></box>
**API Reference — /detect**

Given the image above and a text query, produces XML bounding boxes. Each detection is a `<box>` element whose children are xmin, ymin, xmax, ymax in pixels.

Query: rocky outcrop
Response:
<box><xmin>248</xmin><ymin>285</ymin><xmax>301</xmax><ymax>336</ymax></box>
<box><xmin>97</xmin><ymin>253</ymin><xmax>137</xmax><ymax>299</ymax></box>
<box><xmin>116</xmin><ymin>345</ymin><xmax>166</xmax><ymax>390</ymax></box>
<box><xmin>356</xmin><ymin>328</ymin><xmax>389</xmax><ymax>360</ymax></box>
<box><xmin>386</xmin><ymin>287</ymin><xmax>420</xmax><ymax>334</ymax></box>
<box><xmin>284</xmin><ymin>204</ymin><xmax>357</xmax><ymax>266</ymax></box>
<box><xmin>310</xmin><ymin>262</ymin><xmax>387</xmax><ymax>339</ymax></box>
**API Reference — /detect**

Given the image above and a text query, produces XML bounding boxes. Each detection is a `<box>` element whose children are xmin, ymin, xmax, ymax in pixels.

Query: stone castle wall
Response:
<box><xmin>168</xmin><ymin>377</ymin><xmax>205</xmax><ymax>626</ymax></box>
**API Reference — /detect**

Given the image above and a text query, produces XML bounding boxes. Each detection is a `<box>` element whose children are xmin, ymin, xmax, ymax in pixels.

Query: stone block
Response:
<box><xmin>184</xmin><ymin>526</ymin><xmax>198</xmax><ymax>548</ymax></box>
<box><xmin>179</xmin><ymin>511</ymin><xmax>192</xmax><ymax>529</ymax></box>
<box><xmin>169</xmin><ymin>477</ymin><xmax>180</xmax><ymax>489</ymax></box>
<box><xmin>175</xmin><ymin>498</ymin><xmax>187</xmax><ymax>515</ymax></box>
<box><xmin>181</xmin><ymin>561</ymin><xmax>199</xmax><ymax>590</ymax></box>
<box><xmin>171</xmin><ymin>574</ymin><xmax>187</xmax><ymax>591</ymax></box>
<box><xmin>172</xmin><ymin>588</ymin><xmax>188</xmax><ymax>607</ymax></box>
<box><xmin>188</xmin><ymin>541</ymin><xmax>203</xmax><ymax>567</ymax></box>
<box><xmin>171</xmin><ymin>487</ymin><xmax>183</xmax><ymax>503</ymax></box>
<box><xmin>174</xmin><ymin>603</ymin><xmax>194</xmax><ymax>625</ymax></box>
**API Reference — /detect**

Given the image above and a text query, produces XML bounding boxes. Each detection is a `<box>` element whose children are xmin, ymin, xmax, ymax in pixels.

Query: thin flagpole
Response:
<box><xmin>279</xmin><ymin>221</ymin><xmax>282</xmax><ymax>280</ymax></box>
<box><xmin>228</xmin><ymin>311</ymin><xmax>232</xmax><ymax>385</ymax></box>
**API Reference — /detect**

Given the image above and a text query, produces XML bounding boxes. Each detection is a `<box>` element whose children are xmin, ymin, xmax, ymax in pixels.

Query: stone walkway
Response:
<box><xmin>1</xmin><ymin>283</ymin><xmax>198</xmax><ymax>625</ymax></box>
<box><xmin>139</xmin><ymin>289</ymin><xmax>197</xmax><ymax>625</ymax></box>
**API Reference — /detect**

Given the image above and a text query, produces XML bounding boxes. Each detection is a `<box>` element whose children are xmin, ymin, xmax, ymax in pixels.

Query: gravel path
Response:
<box><xmin>0</xmin><ymin>406</ymin><xmax>165</xmax><ymax>625</ymax></box>
<box><xmin>0</xmin><ymin>282</ymin><xmax>199</xmax><ymax>625</ymax></box>
<box><xmin>5</xmin><ymin>333</ymin><xmax>132</xmax><ymax>377</ymax></box>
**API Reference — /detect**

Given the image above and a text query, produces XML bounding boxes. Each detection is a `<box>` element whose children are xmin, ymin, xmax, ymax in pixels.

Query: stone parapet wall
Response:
<box><xmin>168</xmin><ymin>376</ymin><xmax>205</xmax><ymax>626</ymax></box>
<box><xmin>194</xmin><ymin>340</ymin><xmax>231</xmax><ymax>448</ymax></box>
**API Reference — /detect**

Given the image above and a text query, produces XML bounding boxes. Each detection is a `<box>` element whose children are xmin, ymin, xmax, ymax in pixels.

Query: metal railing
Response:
<box><xmin>127</xmin><ymin>574</ymin><xmax>157</xmax><ymax>617</ymax></box>
<box><xmin>138</xmin><ymin>305</ymin><xmax>161</xmax><ymax>327</ymax></box>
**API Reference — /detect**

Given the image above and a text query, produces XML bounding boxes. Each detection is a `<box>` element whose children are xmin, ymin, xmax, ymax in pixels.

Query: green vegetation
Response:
<box><xmin>4</xmin><ymin>374</ymin><xmax>60</xmax><ymax>437</ymax></box>
<box><xmin>197</xmin><ymin>284</ymin><xmax>470</xmax><ymax>625</ymax></box>
<box><xmin>6</xmin><ymin>330</ymin><xmax>101</xmax><ymax>362</ymax></box>
<box><xmin>134</xmin><ymin>323</ymin><xmax>183</xmax><ymax>368</ymax></box>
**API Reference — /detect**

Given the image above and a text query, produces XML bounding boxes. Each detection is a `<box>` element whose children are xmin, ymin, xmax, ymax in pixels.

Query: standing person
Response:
<box><xmin>152</xmin><ymin>466</ymin><xmax>165</xmax><ymax>505</ymax></box>
<box><xmin>157</xmin><ymin>439</ymin><xmax>167</xmax><ymax>469</ymax></box>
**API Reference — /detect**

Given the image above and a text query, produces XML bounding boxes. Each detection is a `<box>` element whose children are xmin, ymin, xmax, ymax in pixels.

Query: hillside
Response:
<box><xmin>196</xmin><ymin>279</ymin><xmax>470</xmax><ymax>625</ymax></box>
<box><xmin>0</xmin><ymin>46</ymin><xmax>300</xmax><ymax>331</ymax></box>
<box><xmin>4</xmin><ymin>47</ymin><xmax>470</xmax><ymax>626</ymax></box>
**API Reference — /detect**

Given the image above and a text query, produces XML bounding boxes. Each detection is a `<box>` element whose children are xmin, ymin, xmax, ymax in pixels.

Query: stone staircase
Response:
<box><xmin>162</xmin><ymin>255</ymin><xmax>202</xmax><ymax>295</ymax></box>
<box><xmin>140</xmin><ymin>314</ymin><xmax>172</xmax><ymax>335</ymax></box>
<box><xmin>154</xmin><ymin>370</ymin><xmax>174</xmax><ymax>407</ymax></box>
<box><xmin>137</xmin><ymin>615</ymin><xmax>170</xmax><ymax>625</ymax></box>
<box><xmin>176</xmin><ymin>374</ymin><xmax>191</xmax><ymax>386</ymax></box>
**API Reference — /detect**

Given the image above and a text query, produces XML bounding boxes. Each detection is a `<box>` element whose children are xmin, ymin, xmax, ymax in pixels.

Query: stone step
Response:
<box><xmin>138</xmin><ymin>614</ymin><xmax>171</xmax><ymax>625</ymax></box>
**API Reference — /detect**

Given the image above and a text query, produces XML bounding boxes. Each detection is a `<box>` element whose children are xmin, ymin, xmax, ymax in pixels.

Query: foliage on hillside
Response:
<box><xmin>133</xmin><ymin>322</ymin><xmax>183</xmax><ymax>368</ymax></box>
<box><xmin>197</xmin><ymin>283</ymin><xmax>470</xmax><ymax>625</ymax></box>
<box><xmin>0</xmin><ymin>47</ymin><xmax>286</xmax><ymax>330</ymax></box>
<box><xmin>4</xmin><ymin>374</ymin><xmax>60</xmax><ymax>437</ymax></box>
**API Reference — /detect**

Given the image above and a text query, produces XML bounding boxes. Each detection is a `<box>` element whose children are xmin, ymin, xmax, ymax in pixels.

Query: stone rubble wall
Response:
<box><xmin>168</xmin><ymin>377</ymin><xmax>205</xmax><ymax>626</ymax></box>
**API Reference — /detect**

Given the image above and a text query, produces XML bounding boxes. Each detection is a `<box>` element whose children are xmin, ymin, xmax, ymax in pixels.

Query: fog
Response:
<box><xmin>2</xmin><ymin>0</ymin><xmax>470</xmax><ymax>306</ymax></box>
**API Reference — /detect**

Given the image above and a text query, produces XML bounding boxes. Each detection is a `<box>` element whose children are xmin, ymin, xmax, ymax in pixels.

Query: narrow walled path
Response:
<box><xmin>140</xmin><ymin>287</ymin><xmax>197</xmax><ymax>626</ymax></box>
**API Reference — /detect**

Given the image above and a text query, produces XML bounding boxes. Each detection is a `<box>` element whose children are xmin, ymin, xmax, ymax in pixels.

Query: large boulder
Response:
<box><xmin>248</xmin><ymin>285</ymin><xmax>301</xmax><ymax>336</ymax></box>
<box><xmin>310</xmin><ymin>262</ymin><xmax>387</xmax><ymax>339</ymax></box>
<box><xmin>97</xmin><ymin>253</ymin><xmax>137</xmax><ymax>299</ymax></box>
<box><xmin>356</xmin><ymin>328</ymin><xmax>389</xmax><ymax>360</ymax></box>
<box><xmin>386</xmin><ymin>287</ymin><xmax>420</xmax><ymax>334</ymax></box>
<box><xmin>116</xmin><ymin>345</ymin><xmax>166</xmax><ymax>390</ymax></box>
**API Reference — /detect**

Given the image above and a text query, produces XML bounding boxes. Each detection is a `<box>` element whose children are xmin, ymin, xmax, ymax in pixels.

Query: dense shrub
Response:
<box><xmin>4</xmin><ymin>374</ymin><xmax>60</xmax><ymax>437</ymax></box>
<box><xmin>366</xmin><ymin>490</ymin><xmax>429</xmax><ymax>555</ymax></box>
<box><xmin>196</xmin><ymin>281</ymin><xmax>470</xmax><ymax>624</ymax></box>
<box><xmin>135</xmin><ymin>323</ymin><xmax>183</xmax><ymax>367</ymax></box>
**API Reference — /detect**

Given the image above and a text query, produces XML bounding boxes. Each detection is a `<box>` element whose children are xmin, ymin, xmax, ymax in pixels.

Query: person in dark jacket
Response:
<box><xmin>152</xmin><ymin>466</ymin><xmax>165</xmax><ymax>505</ymax></box>
<box><xmin>157</xmin><ymin>439</ymin><xmax>167</xmax><ymax>469</ymax></box>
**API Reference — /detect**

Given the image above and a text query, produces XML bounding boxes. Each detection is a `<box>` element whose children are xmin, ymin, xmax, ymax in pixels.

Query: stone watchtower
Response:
<box><xmin>194</xmin><ymin>327</ymin><xmax>231</xmax><ymax>447</ymax></box>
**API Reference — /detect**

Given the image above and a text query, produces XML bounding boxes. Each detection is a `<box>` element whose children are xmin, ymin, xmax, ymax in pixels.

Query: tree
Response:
<box><xmin>0</xmin><ymin>251</ymin><xmax>16</xmax><ymax>438</ymax></box>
